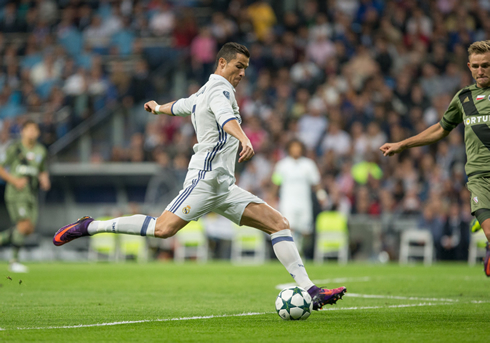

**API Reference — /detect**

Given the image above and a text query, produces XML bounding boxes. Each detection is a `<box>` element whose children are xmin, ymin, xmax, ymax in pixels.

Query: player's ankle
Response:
<box><xmin>307</xmin><ymin>285</ymin><xmax>320</xmax><ymax>298</ymax></box>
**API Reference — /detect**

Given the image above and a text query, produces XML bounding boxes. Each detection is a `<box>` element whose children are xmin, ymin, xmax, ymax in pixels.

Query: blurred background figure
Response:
<box><xmin>0</xmin><ymin>120</ymin><xmax>50</xmax><ymax>272</ymax></box>
<box><xmin>272</xmin><ymin>139</ymin><xmax>325</xmax><ymax>258</ymax></box>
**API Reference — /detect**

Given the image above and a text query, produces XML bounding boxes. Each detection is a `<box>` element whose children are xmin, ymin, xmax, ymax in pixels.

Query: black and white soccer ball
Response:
<box><xmin>275</xmin><ymin>286</ymin><xmax>313</xmax><ymax>320</ymax></box>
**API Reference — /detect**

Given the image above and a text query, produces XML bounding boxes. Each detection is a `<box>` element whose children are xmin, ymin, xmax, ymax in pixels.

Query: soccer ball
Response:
<box><xmin>275</xmin><ymin>286</ymin><xmax>313</xmax><ymax>320</ymax></box>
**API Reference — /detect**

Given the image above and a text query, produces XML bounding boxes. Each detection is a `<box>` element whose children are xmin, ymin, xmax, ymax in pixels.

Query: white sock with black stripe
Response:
<box><xmin>87</xmin><ymin>215</ymin><xmax>156</xmax><ymax>237</ymax></box>
<box><xmin>271</xmin><ymin>229</ymin><xmax>315</xmax><ymax>291</ymax></box>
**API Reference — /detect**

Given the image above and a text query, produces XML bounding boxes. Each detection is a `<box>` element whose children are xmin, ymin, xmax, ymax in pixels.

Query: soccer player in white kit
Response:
<box><xmin>53</xmin><ymin>43</ymin><xmax>346</xmax><ymax>310</ymax></box>
<box><xmin>273</xmin><ymin>139</ymin><xmax>326</xmax><ymax>255</ymax></box>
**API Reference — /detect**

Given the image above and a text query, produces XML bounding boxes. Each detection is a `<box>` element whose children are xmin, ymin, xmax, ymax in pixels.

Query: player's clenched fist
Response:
<box><xmin>379</xmin><ymin>142</ymin><xmax>404</xmax><ymax>156</ymax></box>
<box><xmin>144</xmin><ymin>100</ymin><xmax>158</xmax><ymax>114</ymax></box>
<box><xmin>238</xmin><ymin>139</ymin><xmax>254</xmax><ymax>163</ymax></box>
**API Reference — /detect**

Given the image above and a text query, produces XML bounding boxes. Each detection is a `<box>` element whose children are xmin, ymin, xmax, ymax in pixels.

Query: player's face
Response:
<box><xmin>22</xmin><ymin>124</ymin><xmax>40</xmax><ymax>142</ymax></box>
<box><xmin>219</xmin><ymin>53</ymin><xmax>249</xmax><ymax>88</ymax></box>
<box><xmin>288</xmin><ymin>142</ymin><xmax>303</xmax><ymax>159</ymax></box>
<box><xmin>468</xmin><ymin>52</ymin><xmax>490</xmax><ymax>88</ymax></box>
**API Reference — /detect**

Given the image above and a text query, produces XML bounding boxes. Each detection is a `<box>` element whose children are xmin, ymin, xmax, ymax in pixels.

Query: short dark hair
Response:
<box><xmin>22</xmin><ymin>119</ymin><xmax>38</xmax><ymax>130</ymax></box>
<box><xmin>286</xmin><ymin>138</ymin><xmax>305</xmax><ymax>156</ymax></box>
<box><xmin>215</xmin><ymin>42</ymin><xmax>250</xmax><ymax>68</ymax></box>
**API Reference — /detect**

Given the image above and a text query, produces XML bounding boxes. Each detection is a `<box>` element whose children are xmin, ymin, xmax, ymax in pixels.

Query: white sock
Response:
<box><xmin>87</xmin><ymin>215</ymin><xmax>156</xmax><ymax>237</ymax></box>
<box><xmin>271</xmin><ymin>229</ymin><xmax>315</xmax><ymax>291</ymax></box>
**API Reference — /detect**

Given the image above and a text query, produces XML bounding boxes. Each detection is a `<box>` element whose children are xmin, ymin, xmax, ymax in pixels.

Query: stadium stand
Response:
<box><xmin>0</xmin><ymin>0</ymin><xmax>480</xmax><ymax>261</ymax></box>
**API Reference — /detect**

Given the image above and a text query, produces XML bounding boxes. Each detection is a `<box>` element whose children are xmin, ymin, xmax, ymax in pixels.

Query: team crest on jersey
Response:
<box><xmin>473</xmin><ymin>196</ymin><xmax>479</xmax><ymax>204</ymax></box>
<box><xmin>182</xmin><ymin>205</ymin><xmax>191</xmax><ymax>214</ymax></box>
<box><xmin>223</xmin><ymin>91</ymin><xmax>230</xmax><ymax>100</ymax></box>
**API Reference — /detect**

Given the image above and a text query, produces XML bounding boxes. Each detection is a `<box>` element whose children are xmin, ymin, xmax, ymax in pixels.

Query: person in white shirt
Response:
<box><xmin>272</xmin><ymin>139</ymin><xmax>327</xmax><ymax>255</ymax></box>
<box><xmin>53</xmin><ymin>43</ymin><xmax>346</xmax><ymax>310</ymax></box>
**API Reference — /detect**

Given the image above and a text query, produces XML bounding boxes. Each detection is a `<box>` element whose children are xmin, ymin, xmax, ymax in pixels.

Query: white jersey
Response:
<box><xmin>171</xmin><ymin>74</ymin><xmax>241</xmax><ymax>177</ymax></box>
<box><xmin>273</xmin><ymin>156</ymin><xmax>320</xmax><ymax>211</ymax></box>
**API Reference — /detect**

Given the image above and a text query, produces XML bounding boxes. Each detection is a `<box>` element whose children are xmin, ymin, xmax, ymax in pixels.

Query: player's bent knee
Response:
<box><xmin>154</xmin><ymin>219</ymin><xmax>179</xmax><ymax>239</ymax></box>
<box><xmin>17</xmin><ymin>221</ymin><xmax>34</xmax><ymax>235</ymax></box>
<box><xmin>154</xmin><ymin>223</ymin><xmax>178</xmax><ymax>239</ymax></box>
<box><xmin>269</xmin><ymin>216</ymin><xmax>290</xmax><ymax>234</ymax></box>
<box><xmin>154</xmin><ymin>212</ymin><xmax>188</xmax><ymax>239</ymax></box>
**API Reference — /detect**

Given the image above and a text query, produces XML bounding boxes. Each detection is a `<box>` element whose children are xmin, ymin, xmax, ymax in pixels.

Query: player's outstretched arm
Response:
<box><xmin>222</xmin><ymin>119</ymin><xmax>255</xmax><ymax>163</ymax></box>
<box><xmin>144</xmin><ymin>100</ymin><xmax>176</xmax><ymax>116</ymax></box>
<box><xmin>380</xmin><ymin>123</ymin><xmax>450</xmax><ymax>156</ymax></box>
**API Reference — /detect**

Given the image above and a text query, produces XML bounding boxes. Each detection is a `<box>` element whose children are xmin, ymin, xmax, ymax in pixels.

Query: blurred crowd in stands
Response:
<box><xmin>1</xmin><ymin>0</ymin><xmax>487</xmax><ymax>259</ymax></box>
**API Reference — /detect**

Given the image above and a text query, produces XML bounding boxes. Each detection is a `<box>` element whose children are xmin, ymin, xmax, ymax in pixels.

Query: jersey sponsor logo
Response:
<box><xmin>474</xmin><ymin>196</ymin><xmax>479</xmax><ymax>203</ymax></box>
<box><xmin>15</xmin><ymin>164</ymin><xmax>38</xmax><ymax>176</ymax></box>
<box><xmin>464</xmin><ymin>115</ymin><xmax>490</xmax><ymax>126</ymax></box>
<box><xmin>477</xmin><ymin>95</ymin><xmax>485</xmax><ymax>101</ymax></box>
<box><xmin>182</xmin><ymin>205</ymin><xmax>191</xmax><ymax>214</ymax></box>
<box><xmin>223</xmin><ymin>90</ymin><xmax>230</xmax><ymax>100</ymax></box>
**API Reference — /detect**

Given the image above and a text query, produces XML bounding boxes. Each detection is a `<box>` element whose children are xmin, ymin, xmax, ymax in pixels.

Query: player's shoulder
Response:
<box><xmin>303</xmin><ymin>157</ymin><xmax>318</xmax><ymax>168</ymax></box>
<box><xmin>6</xmin><ymin>139</ymin><xmax>21</xmax><ymax>151</ymax></box>
<box><xmin>276</xmin><ymin>156</ymin><xmax>292</xmax><ymax>168</ymax></box>
<box><xmin>457</xmin><ymin>83</ymin><xmax>479</xmax><ymax>96</ymax></box>
<box><xmin>34</xmin><ymin>143</ymin><xmax>47</xmax><ymax>155</ymax></box>
<box><xmin>207</xmin><ymin>76</ymin><xmax>234</xmax><ymax>93</ymax></box>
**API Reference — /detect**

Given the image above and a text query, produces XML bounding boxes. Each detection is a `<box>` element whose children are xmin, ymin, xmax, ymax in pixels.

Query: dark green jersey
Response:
<box><xmin>0</xmin><ymin>140</ymin><xmax>47</xmax><ymax>200</ymax></box>
<box><xmin>440</xmin><ymin>84</ymin><xmax>490</xmax><ymax>178</ymax></box>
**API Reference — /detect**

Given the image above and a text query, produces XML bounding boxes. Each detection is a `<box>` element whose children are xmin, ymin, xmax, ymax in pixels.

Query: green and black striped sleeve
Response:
<box><xmin>439</xmin><ymin>92</ymin><xmax>463</xmax><ymax>131</ymax></box>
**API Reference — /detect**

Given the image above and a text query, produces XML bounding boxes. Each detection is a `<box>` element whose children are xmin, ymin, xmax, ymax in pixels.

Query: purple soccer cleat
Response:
<box><xmin>53</xmin><ymin>216</ymin><xmax>94</xmax><ymax>246</ymax></box>
<box><xmin>308</xmin><ymin>286</ymin><xmax>347</xmax><ymax>310</ymax></box>
<box><xmin>485</xmin><ymin>242</ymin><xmax>490</xmax><ymax>277</ymax></box>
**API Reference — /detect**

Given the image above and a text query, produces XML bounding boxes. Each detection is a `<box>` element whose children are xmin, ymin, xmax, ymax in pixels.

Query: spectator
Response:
<box><xmin>247</xmin><ymin>0</ymin><xmax>276</xmax><ymax>42</ymax></box>
<box><xmin>320</xmin><ymin>121</ymin><xmax>351</xmax><ymax>156</ymax></box>
<box><xmin>149</xmin><ymin>1</ymin><xmax>175</xmax><ymax>37</ymax></box>
<box><xmin>190</xmin><ymin>27</ymin><xmax>217</xmax><ymax>84</ymax></box>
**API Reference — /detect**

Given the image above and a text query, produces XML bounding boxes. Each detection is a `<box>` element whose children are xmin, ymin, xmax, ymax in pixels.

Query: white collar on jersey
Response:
<box><xmin>209</xmin><ymin>74</ymin><xmax>236</xmax><ymax>92</ymax></box>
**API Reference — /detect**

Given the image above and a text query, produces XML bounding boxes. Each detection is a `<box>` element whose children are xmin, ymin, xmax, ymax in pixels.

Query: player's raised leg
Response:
<box><xmin>478</xmin><ymin>218</ymin><xmax>490</xmax><ymax>277</ymax></box>
<box><xmin>53</xmin><ymin>211</ymin><xmax>189</xmax><ymax>246</ymax></box>
<box><xmin>240</xmin><ymin>202</ymin><xmax>346</xmax><ymax>310</ymax></box>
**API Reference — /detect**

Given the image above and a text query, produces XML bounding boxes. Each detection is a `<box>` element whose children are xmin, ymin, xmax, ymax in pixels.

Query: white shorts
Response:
<box><xmin>281</xmin><ymin>206</ymin><xmax>313</xmax><ymax>234</ymax></box>
<box><xmin>165</xmin><ymin>169</ymin><xmax>265</xmax><ymax>225</ymax></box>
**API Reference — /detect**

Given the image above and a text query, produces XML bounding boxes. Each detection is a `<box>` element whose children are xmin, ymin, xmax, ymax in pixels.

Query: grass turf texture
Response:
<box><xmin>0</xmin><ymin>262</ymin><xmax>489</xmax><ymax>342</ymax></box>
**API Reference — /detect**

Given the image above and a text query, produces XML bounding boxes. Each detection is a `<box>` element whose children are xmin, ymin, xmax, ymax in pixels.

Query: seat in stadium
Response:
<box><xmin>174</xmin><ymin>219</ymin><xmax>208</xmax><ymax>263</ymax></box>
<box><xmin>399</xmin><ymin>229</ymin><xmax>433</xmax><ymax>266</ymax></box>
<box><xmin>119</xmin><ymin>234</ymin><xmax>148</xmax><ymax>263</ymax></box>
<box><xmin>89</xmin><ymin>232</ymin><xmax>117</xmax><ymax>262</ymax></box>
<box><xmin>231</xmin><ymin>225</ymin><xmax>266</xmax><ymax>264</ymax></box>
<box><xmin>314</xmin><ymin>211</ymin><xmax>349</xmax><ymax>264</ymax></box>
<box><xmin>468</xmin><ymin>230</ymin><xmax>488</xmax><ymax>266</ymax></box>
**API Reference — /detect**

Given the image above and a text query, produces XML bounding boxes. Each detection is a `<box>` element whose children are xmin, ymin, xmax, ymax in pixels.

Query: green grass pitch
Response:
<box><xmin>0</xmin><ymin>262</ymin><xmax>489</xmax><ymax>342</ymax></box>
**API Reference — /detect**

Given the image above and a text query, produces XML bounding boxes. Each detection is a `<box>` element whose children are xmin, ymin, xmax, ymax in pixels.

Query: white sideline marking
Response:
<box><xmin>346</xmin><ymin>293</ymin><xmax>460</xmax><ymax>302</ymax></box>
<box><xmin>9</xmin><ymin>301</ymin><xmax>464</xmax><ymax>331</ymax></box>
<box><xmin>275</xmin><ymin>277</ymin><xmax>371</xmax><ymax>290</ymax></box>
<box><xmin>320</xmin><ymin>302</ymin><xmax>453</xmax><ymax>311</ymax></box>
<box><xmin>14</xmin><ymin>312</ymin><xmax>269</xmax><ymax>331</ymax></box>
